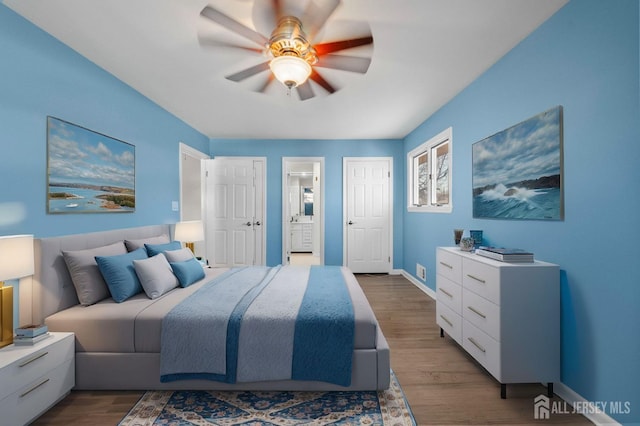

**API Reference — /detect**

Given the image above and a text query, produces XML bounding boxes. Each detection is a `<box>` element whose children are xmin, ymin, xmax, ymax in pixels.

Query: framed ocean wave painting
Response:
<box><xmin>47</xmin><ymin>116</ymin><xmax>135</xmax><ymax>214</ymax></box>
<box><xmin>472</xmin><ymin>106</ymin><xmax>563</xmax><ymax>220</ymax></box>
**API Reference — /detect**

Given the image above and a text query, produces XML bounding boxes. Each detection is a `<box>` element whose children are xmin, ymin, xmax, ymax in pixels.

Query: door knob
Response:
<box><xmin>254</xmin><ymin>221</ymin><xmax>261</xmax><ymax>226</ymax></box>
<box><xmin>245</xmin><ymin>221</ymin><xmax>252</xmax><ymax>226</ymax></box>
<box><xmin>348</xmin><ymin>220</ymin><xmax>353</xmax><ymax>225</ymax></box>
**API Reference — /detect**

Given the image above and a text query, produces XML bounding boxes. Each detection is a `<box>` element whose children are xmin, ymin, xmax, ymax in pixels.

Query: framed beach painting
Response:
<box><xmin>472</xmin><ymin>106</ymin><xmax>563</xmax><ymax>220</ymax></box>
<box><xmin>47</xmin><ymin>117</ymin><xmax>135</xmax><ymax>214</ymax></box>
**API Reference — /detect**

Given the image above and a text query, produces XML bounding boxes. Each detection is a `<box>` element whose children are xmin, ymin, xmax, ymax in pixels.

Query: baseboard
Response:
<box><xmin>400</xmin><ymin>270</ymin><xmax>436</xmax><ymax>300</ymax></box>
<box><xmin>552</xmin><ymin>382</ymin><xmax>621</xmax><ymax>425</ymax></box>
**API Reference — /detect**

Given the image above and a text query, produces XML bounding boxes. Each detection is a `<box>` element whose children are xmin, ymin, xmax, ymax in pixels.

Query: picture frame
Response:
<box><xmin>472</xmin><ymin>106</ymin><xmax>563</xmax><ymax>220</ymax></box>
<box><xmin>47</xmin><ymin>116</ymin><xmax>135</xmax><ymax>214</ymax></box>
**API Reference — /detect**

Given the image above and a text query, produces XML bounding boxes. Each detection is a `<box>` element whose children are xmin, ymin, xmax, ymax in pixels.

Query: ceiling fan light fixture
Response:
<box><xmin>269</xmin><ymin>55</ymin><xmax>312</xmax><ymax>88</ymax></box>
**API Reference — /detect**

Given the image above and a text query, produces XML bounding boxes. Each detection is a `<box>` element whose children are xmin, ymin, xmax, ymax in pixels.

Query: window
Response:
<box><xmin>407</xmin><ymin>127</ymin><xmax>452</xmax><ymax>213</ymax></box>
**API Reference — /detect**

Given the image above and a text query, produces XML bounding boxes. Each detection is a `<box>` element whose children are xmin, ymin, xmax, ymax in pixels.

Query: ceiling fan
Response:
<box><xmin>199</xmin><ymin>0</ymin><xmax>374</xmax><ymax>101</ymax></box>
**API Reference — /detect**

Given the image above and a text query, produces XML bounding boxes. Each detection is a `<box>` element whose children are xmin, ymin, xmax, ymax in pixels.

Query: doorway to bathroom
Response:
<box><xmin>282</xmin><ymin>157</ymin><xmax>324</xmax><ymax>266</ymax></box>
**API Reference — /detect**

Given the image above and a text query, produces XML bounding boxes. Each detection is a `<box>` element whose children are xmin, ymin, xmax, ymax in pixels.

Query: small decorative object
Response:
<box><xmin>472</xmin><ymin>105</ymin><xmax>563</xmax><ymax>220</ymax></box>
<box><xmin>469</xmin><ymin>230</ymin><xmax>483</xmax><ymax>248</ymax></box>
<box><xmin>454</xmin><ymin>229</ymin><xmax>464</xmax><ymax>245</ymax></box>
<box><xmin>459</xmin><ymin>237</ymin><xmax>475</xmax><ymax>252</ymax></box>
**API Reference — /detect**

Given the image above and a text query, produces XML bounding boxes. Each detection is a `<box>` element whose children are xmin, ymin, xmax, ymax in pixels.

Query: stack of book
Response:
<box><xmin>475</xmin><ymin>247</ymin><xmax>534</xmax><ymax>263</ymax></box>
<box><xmin>14</xmin><ymin>324</ymin><xmax>50</xmax><ymax>346</ymax></box>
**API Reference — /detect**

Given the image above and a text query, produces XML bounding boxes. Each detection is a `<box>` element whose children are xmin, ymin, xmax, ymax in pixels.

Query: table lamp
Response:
<box><xmin>0</xmin><ymin>234</ymin><xmax>34</xmax><ymax>348</ymax></box>
<box><xmin>174</xmin><ymin>220</ymin><xmax>204</xmax><ymax>254</ymax></box>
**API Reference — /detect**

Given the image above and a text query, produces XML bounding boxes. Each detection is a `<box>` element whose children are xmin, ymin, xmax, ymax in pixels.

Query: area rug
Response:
<box><xmin>119</xmin><ymin>370</ymin><xmax>415</xmax><ymax>425</ymax></box>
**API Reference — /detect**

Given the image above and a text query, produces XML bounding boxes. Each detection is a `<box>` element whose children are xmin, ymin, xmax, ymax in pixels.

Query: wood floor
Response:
<box><xmin>32</xmin><ymin>273</ymin><xmax>591</xmax><ymax>425</ymax></box>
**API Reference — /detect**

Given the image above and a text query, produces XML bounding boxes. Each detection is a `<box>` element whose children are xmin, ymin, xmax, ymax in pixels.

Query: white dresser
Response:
<box><xmin>0</xmin><ymin>332</ymin><xmax>75</xmax><ymax>425</ymax></box>
<box><xmin>436</xmin><ymin>247</ymin><xmax>559</xmax><ymax>398</ymax></box>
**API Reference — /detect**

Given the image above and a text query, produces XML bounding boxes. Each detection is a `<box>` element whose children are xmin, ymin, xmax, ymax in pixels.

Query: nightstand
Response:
<box><xmin>0</xmin><ymin>332</ymin><xmax>75</xmax><ymax>425</ymax></box>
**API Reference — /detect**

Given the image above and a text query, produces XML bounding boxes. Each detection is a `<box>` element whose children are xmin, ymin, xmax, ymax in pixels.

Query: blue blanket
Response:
<box><xmin>160</xmin><ymin>265</ymin><xmax>355</xmax><ymax>386</ymax></box>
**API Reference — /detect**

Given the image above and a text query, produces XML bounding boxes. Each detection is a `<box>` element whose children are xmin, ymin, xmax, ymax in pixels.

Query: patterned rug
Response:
<box><xmin>119</xmin><ymin>371</ymin><xmax>415</xmax><ymax>425</ymax></box>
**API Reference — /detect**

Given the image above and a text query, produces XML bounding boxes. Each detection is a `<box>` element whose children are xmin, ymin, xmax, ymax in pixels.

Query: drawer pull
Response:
<box><xmin>439</xmin><ymin>314</ymin><xmax>453</xmax><ymax>327</ymax></box>
<box><xmin>467</xmin><ymin>274</ymin><xmax>486</xmax><ymax>284</ymax></box>
<box><xmin>439</xmin><ymin>288</ymin><xmax>453</xmax><ymax>298</ymax></box>
<box><xmin>19</xmin><ymin>378</ymin><xmax>50</xmax><ymax>398</ymax></box>
<box><xmin>467</xmin><ymin>305</ymin><xmax>487</xmax><ymax>319</ymax></box>
<box><xmin>468</xmin><ymin>337</ymin><xmax>486</xmax><ymax>353</ymax></box>
<box><xmin>18</xmin><ymin>351</ymin><xmax>48</xmax><ymax>368</ymax></box>
<box><xmin>439</xmin><ymin>261</ymin><xmax>453</xmax><ymax>269</ymax></box>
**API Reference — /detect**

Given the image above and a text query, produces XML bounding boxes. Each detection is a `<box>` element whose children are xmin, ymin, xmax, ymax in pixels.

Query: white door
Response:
<box><xmin>344</xmin><ymin>158</ymin><xmax>392</xmax><ymax>273</ymax></box>
<box><xmin>204</xmin><ymin>157</ymin><xmax>265</xmax><ymax>267</ymax></box>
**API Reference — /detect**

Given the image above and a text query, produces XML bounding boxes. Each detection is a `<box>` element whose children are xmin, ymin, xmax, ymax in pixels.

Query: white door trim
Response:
<box><xmin>178</xmin><ymin>142</ymin><xmax>209</xmax><ymax>222</ymax></box>
<box><xmin>178</xmin><ymin>143</ymin><xmax>209</xmax><ymax>258</ymax></box>
<box><xmin>342</xmin><ymin>157</ymin><xmax>393</xmax><ymax>272</ymax></box>
<box><xmin>282</xmin><ymin>157</ymin><xmax>325</xmax><ymax>265</ymax></box>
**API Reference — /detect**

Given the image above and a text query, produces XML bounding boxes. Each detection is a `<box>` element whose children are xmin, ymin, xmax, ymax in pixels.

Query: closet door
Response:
<box><xmin>204</xmin><ymin>157</ymin><xmax>265</xmax><ymax>267</ymax></box>
<box><xmin>344</xmin><ymin>157</ymin><xmax>392</xmax><ymax>273</ymax></box>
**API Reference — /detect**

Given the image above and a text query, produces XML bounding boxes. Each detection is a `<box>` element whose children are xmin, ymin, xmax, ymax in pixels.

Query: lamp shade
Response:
<box><xmin>174</xmin><ymin>221</ymin><xmax>205</xmax><ymax>243</ymax></box>
<box><xmin>0</xmin><ymin>235</ymin><xmax>34</xmax><ymax>281</ymax></box>
<box><xmin>269</xmin><ymin>56</ymin><xmax>312</xmax><ymax>88</ymax></box>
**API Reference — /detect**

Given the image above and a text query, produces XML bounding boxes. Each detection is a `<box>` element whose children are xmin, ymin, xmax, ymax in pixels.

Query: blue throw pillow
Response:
<box><xmin>145</xmin><ymin>241</ymin><xmax>182</xmax><ymax>256</ymax></box>
<box><xmin>170</xmin><ymin>257</ymin><xmax>205</xmax><ymax>287</ymax></box>
<box><xmin>95</xmin><ymin>248</ymin><xmax>148</xmax><ymax>302</ymax></box>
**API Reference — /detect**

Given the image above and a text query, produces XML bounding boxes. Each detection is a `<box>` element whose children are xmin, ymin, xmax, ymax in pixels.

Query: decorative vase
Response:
<box><xmin>454</xmin><ymin>229</ymin><xmax>464</xmax><ymax>245</ymax></box>
<box><xmin>469</xmin><ymin>230</ymin><xmax>483</xmax><ymax>248</ymax></box>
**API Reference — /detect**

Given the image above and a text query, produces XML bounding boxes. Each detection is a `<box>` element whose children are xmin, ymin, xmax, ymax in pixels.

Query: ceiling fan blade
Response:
<box><xmin>201</xmin><ymin>6</ymin><xmax>268</xmax><ymax>47</ymax></box>
<box><xmin>198</xmin><ymin>36</ymin><xmax>264</xmax><ymax>54</ymax></box>
<box><xmin>270</xmin><ymin>0</ymin><xmax>284</xmax><ymax>25</ymax></box>
<box><xmin>309</xmin><ymin>70</ymin><xmax>337</xmax><ymax>94</ymax></box>
<box><xmin>302</xmin><ymin>0</ymin><xmax>341</xmax><ymax>42</ymax></box>
<box><xmin>225</xmin><ymin>61</ymin><xmax>270</xmax><ymax>82</ymax></box>
<box><xmin>257</xmin><ymin>74</ymin><xmax>275</xmax><ymax>93</ymax></box>
<box><xmin>296</xmin><ymin>81</ymin><xmax>315</xmax><ymax>100</ymax></box>
<box><xmin>314</xmin><ymin>36</ymin><xmax>373</xmax><ymax>56</ymax></box>
<box><xmin>316</xmin><ymin>55</ymin><xmax>371</xmax><ymax>73</ymax></box>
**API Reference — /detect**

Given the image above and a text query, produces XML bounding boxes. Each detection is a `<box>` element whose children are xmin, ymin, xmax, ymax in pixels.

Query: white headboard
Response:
<box><xmin>31</xmin><ymin>225</ymin><xmax>171</xmax><ymax>324</ymax></box>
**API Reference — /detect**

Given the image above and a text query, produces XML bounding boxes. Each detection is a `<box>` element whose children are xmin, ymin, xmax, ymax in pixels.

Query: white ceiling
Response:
<box><xmin>4</xmin><ymin>0</ymin><xmax>568</xmax><ymax>140</ymax></box>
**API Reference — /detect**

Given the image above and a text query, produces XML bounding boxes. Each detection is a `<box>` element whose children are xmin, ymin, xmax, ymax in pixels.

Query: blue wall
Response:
<box><xmin>2</xmin><ymin>0</ymin><xmax>639</xmax><ymax>422</ymax></box>
<box><xmin>210</xmin><ymin>139</ymin><xmax>404</xmax><ymax>268</ymax></box>
<box><xmin>0</xmin><ymin>5</ymin><xmax>209</xmax><ymax>238</ymax></box>
<box><xmin>402</xmin><ymin>0</ymin><xmax>639</xmax><ymax>423</ymax></box>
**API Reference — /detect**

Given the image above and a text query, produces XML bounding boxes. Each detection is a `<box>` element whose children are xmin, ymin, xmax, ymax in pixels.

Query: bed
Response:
<box><xmin>32</xmin><ymin>225</ymin><xmax>390</xmax><ymax>391</ymax></box>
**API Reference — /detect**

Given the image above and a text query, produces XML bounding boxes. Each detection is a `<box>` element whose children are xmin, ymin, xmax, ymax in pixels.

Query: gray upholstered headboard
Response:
<box><xmin>32</xmin><ymin>225</ymin><xmax>171</xmax><ymax>324</ymax></box>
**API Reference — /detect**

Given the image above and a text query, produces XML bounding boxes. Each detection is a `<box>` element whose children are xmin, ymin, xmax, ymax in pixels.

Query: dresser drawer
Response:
<box><xmin>462</xmin><ymin>258</ymin><xmax>500</xmax><ymax>304</ymax></box>
<box><xmin>437</xmin><ymin>302</ymin><xmax>462</xmax><ymax>344</ymax></box>
<box><xmin>463</xmin><ymin>320</ymin><xmax>500</xmax><ymax>379</ymax></box>
<box><xmin>0</xmin><ymin>334</ymin><xmax>74</xmax><ymax>401</ymax></box>
<box><xmin>437</xmin><ymin>249</ymin><xmax>462</xmax><ymax>283</ymax></box>
<box><xmin>436</xmin><ymin>275</ymin><xmax>462</xmax><ymax>314</ymax></box>
<box><xmin>0</xmin><ymin>358</ymin><xmax>74</xmax><ymax>426</ymax></box>
<box><xmin>462</xmin><ymin>289</ymin><xmax>500</xmax><ymax>341</ymax></box>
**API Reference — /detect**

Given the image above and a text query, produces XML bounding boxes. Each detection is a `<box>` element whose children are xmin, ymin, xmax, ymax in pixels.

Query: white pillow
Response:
<box><xmin>164</xmin><ymin>247</ymin><xmax>195</xmax><ymax>263</ymax></box>
<box><xmin>124</xmin><ymin>235</ymin><xmax>170</xmax><ymax>252</ymax></box>
<box><xmin>133</xmin><ymin>254</ymin><xmax>179</xmax><ymax>299</ymax></box>
<box><xmin>62</xmin><ymin>241</ymin><xmax>128</xmax><ymax>306</ymax></box>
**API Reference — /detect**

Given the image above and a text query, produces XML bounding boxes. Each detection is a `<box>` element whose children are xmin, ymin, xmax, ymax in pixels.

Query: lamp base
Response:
<box><xmin>0</xmin><ymin>285</ymin><xmax>13</xmax><ymax>348</ymax></box>
<box><xmin>185</xmin><ymin>242</ymin><xmax>195</xmax><ymax>254</ymax></box>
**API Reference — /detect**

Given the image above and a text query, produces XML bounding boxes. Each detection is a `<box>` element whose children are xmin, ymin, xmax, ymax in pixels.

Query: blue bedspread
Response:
<box><xmin>160</xmin><ymin>265</ymin><xmax>355</xmax><ymax>386</ymax></box>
